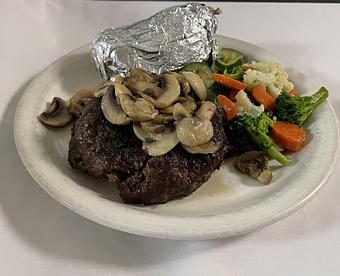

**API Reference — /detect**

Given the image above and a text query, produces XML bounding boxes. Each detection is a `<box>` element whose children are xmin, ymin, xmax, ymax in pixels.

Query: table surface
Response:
<box><xmin>1</xmin><ymin>1</ymin><xmax>340</xmax><ymax>275</ymax></box>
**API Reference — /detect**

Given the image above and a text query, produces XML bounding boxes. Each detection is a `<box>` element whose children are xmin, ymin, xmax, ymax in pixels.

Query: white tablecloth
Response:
<box><xmin>1</xmin><ymin>1</ymin><xmax>340</xmax><ymax>275</ymax></box>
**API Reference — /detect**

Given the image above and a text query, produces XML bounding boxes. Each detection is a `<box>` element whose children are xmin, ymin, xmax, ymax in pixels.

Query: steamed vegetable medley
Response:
<box><xmin>182</xmin><ymin>48</ymin><xmax>328</xmax><ymax>184</ymax></box>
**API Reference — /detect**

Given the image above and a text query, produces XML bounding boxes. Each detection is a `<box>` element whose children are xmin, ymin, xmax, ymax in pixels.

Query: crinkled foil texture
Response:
<box><xmin>92</xmin><ymin>3</ymin><xmax>218</xmax><ymax>80</ymax></box>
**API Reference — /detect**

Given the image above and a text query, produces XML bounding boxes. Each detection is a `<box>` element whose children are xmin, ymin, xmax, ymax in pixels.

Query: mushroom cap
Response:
<box><xmin>160</xmin><ymin>96</ymin><xmax>197</xmax><ymax>115</ymax></box>
<box><xmin>173</xmin><ymin>103</ymin><xmax>191</xmax><ymax>121</ymax></box>
<box><xmin>196</xmin><ymin>101</ymin><xmax>216</xmax><ymax>121</ymax></box>
<box><xmin>39</xmin><ymin>97</ymin><xmax>73</xmax><ymax>127</ymax></box>
<box><xmin>181</xmin><ymin>71</ymin><xmax>207</xmax><ymax>101</ymax></box>
<box><xmin>182</xmin><ymin>140</ymin><xmax>219</xmax><ymax>154</ymax></box>
<box><xmin>133</xmin><ymin>123</ymin><xmax>179</xmax><ymax>156</ymax></box>
<box><xmin>129</xmin><ymin>68</ymin><xmax>159</xmax><ymax>85</ymax></box>
<box><xmin>143</xmin><ymin>130</ymin><xmax>178</xmax><ymax>156</ymax></box>
<box><xmin>152</xmin><ymin>113</ymin><xmax>174</xmax><ymax>124</ymax></box>
<box><xmin>140</xmin><ymin>121</ymin><xmax>166</xmax><ymax>134</ymax></box>
<box><xmin>114</xmin><ymin>82</ymin><xmax>158</xmax><ymax>122</ymax></box>
<box><xmin>169</xmin><ymin>72</ymin><xmax>191</xmax><ymax>95</ymax></box>
<box><xmin>69</xmin><ymin>88</ymin><xmax>96</xmax><ymax>116</ymax></box>
<box><xmin>125</xmin><ymin>80</ymin><xmax>162</xmax><ymax>97</ymax></box>
<box><xmin>120</xmin><ymin>95</ymin><xmax>158</xmax><ymax>121</ymax></box>
<box><xmin>140</xmin><ymin>114</ymin><xmax>174</xmax><ymax>134</ymax></box>
<box><xmin>101</xmin><ymin>86</ymin><xmax>131</xmax><ymax>125</ymax></box>
<box><xmin>235</xmin><ymin>151</ymin><xmax>273</xmax><ymax>184</ymax></box>
<box><xmin>139</xmin><ymin>73</ymin><xmax>181</xmax><ymax>108</ymax></box>
<box><xmin>176</xmin><ymin>117</ymin><xmax>214</xmax><ymax>146</ymax></box>
<box><xmin>95</xmin><ymin>81</ymin><xmax>114</xmax><ymax>98</ymax></box>
<box><xmin>114</xmin><ymin>82</ymin><xmax>133</xmax><ymax>98</ymax></box>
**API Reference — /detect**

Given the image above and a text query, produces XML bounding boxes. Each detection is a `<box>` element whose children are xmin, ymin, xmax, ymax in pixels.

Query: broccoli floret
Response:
<box><xmin>275</xmin><ymin>87</ymin><xmax>328</xmax><ymax>126</ymax></box>
<box><xmin>228</xmin><ymin>113</ymin><xmax>291</xmax><ymax>165</ymax></box>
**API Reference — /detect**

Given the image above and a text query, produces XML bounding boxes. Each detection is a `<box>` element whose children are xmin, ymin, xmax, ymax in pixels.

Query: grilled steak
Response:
<box><xmin>68</xmin><ymin>98</ymin><xmax>232</xmax><ymax>204</ymax></box>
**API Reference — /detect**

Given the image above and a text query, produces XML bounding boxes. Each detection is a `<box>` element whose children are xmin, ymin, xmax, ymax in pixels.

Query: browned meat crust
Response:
<box><xmin>68</xmin><ymin>98</ymin><xmax>232</xmax><ymax>204</ymax></box>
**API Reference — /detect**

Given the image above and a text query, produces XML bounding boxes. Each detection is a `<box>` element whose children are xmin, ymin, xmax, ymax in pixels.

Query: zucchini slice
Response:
<box><xmin>180</xmin><ymin>62</ymin><xmax>214</xmax><ymax>88</ymax></box>
<box><xmin>215</xmin><ymin>48</ymin><xmax>244</xmax><ymax>70</ymax></box>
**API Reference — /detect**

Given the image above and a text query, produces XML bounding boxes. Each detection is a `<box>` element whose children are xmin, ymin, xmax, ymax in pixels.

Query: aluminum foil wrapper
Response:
<box><xmin>92</xmin><ymin>3</ymin><xmax>218</xmax><ymax>80</ymax></box>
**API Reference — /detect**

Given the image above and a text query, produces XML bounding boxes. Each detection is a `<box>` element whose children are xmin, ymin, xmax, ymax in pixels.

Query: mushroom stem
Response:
<box><xmin>196</xmin><ymin>101</ymin><xmax>216</xmax><ymax>121</ymax></box>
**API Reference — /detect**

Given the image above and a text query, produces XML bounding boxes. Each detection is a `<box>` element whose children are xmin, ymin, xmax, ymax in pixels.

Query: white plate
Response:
<box><xmin>14</xmin><ymin>36</ymin><xmax>339</xmax><ymax>240</ymax></box>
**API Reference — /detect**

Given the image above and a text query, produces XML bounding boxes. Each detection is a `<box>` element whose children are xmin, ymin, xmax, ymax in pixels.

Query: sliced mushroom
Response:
<box><xmin>143</xmin><ymin>130</ymin><xmax>178</xmax><ymax>156</ymax></box>
<box><xmin>140</xmin><ymin>121</ymin><xmax>166</xmax><ymax>134</ymax></box>
<box><xmin>115</xmin><ymin>75</ymin><xmax>124</xmax><ymax>84</ymax></box>
<box><xmin>182</xmin><ymin>96</ymin><xmax>197</xmax><ymax>113</ymax></box>
<box><xmin>133</xmin><ymin>122</ymin><xmax>154</xmax><ymax>141</ymax></box>
<box><xmin>235</xmin><ymin>151</ymin><xmax>273</xmax><ymax>185</ymax></box>
<box><xmin>101</xmin><ymin>86</ymin><xmax>130</xmax><ymax>125</ymax></box>
<box><xmin>113</xmin><ymin>83</ymin><xmax>158</xmax><ymax>121</ymax></box>
<box><xmin>160</xmin><ymin>96</ymin><xmax>197</xmax><ymax>114</ymax></box>
<box><xmin>69</xmin><ymin>88</ymin><xmax>96</xmax><ymax>116</ymax></box>
<box><xmin>124</xmin><ymin>69</ymin><xmax>159</xmax><ymax>95</ymax></box>
<box><xmin>181</xmin><ymin>71</ymin><xmax>207</xmax><ymax>101</ymax></box>
<box><xmin>124</xmin><ymin>80</ymin><xmax>162</xmax><ymax>96</ymax></box>
<box><xmin>140</xmin><ymin>114</ymin><xmax>173</xmax><ymax>134</ymax></box>
<box><xmin>196</xmin><ymin>101</ymin><xmax>216</xmax><ymax>120</ymax></box>
<box><xmin>95</xmin><ymin>81</ymin><xmax>114</xmax><ymax>98</ymax></box>
<box><xmin>176</xmin><ymin>116</ymin><xmax>214</xmax><ymax>146</ymax></box>
<box><xmin>133</xmin><ymin>123</ymin><xmax>179</xmax><ymax>156</ymax></box>
<box><xmin>172</xmin><ymin>103</ymin><xmax>191</xmax><ymax>121</ymax></box>
<box><xmin>113</xmin><ymin>81</ymin><xmax>132</xmax><ymax>98</ymax></box>
<box><xmin>169</xmin><ymin>72</ymin><xmax>191</xmax><ymax>95</ymax></box>
<box><xmin>129</xmin><ymin>68</ymin><xmax>159</xmax><ymax>85</ymax></box>
<box><xmin>139</xmin><ymin>73</ymin><xmax>181</xmax><ymax>108</ymax></box>
<box><xmin>121</xmin><ymin>95</ymin><xmax>159</xmax><ymax>122</ymax></box>
<box><xmin>152</xmin><ymin>113</ymin><xmax>174</xmax><ymax>124</ymax></box>
<box><xmin>182</xmin><ymin>140</ymin><xmax>219</xmax><ymax>154</ymax></box>
<box><xmin>39</xmin><ymin>97</ymin><xmax>73</xmax><ymax>127</ymax></box>
<box><xmin>174</xmin><ymin>101</ymin><xmax>215</xmax><ymax>147</ymax></box>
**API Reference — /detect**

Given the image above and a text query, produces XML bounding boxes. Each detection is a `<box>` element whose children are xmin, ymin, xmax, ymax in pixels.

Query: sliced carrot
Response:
<box><xmin>217</xmin><ymin>94</ymin><xmax>238</xmax><ymax>121</ymax></box>
<box><xmin>250</xmin><ymin>85</ymin><xmax>276</xmax><ymax>111</ymax></box>
<box><xmin>241</xmin><ymin>65</ymin><xmax>255</xmax><ymax>71</ymax></box>
<box><xmin>212</xmin><ymin>73</ymin><xmax>247</xmax><ymax>91</ymax></box>
<box><xmin>228</xmin><ymin>90</ymin><xmax>239</xmax><ymax>102</ymax></box>
<box><xmin>272</xmin><ymin>121</ymin><xmax>306</xmax><ymax>152</ymax></box>
<box><xmin>290</xmin><ymin>87</ymin><xmax>298</xmax><ymax>96</ymax></box>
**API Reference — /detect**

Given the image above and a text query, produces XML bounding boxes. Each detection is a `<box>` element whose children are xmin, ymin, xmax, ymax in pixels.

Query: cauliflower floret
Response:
<box><xmin>243</xmin><ymin>60</ymin><xmax>294</xmax><ymax>99</ymax></box>
<box><xmin>235</xmin><ymin>90</ymin><xmax>264</xmax><ymax>117</ymax></box>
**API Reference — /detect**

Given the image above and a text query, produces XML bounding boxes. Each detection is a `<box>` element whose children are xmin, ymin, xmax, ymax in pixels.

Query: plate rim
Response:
<box><xmin>14</xmin><ymin>35</ymin><xmax>340</xmax><ymax>240</ymax></box>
